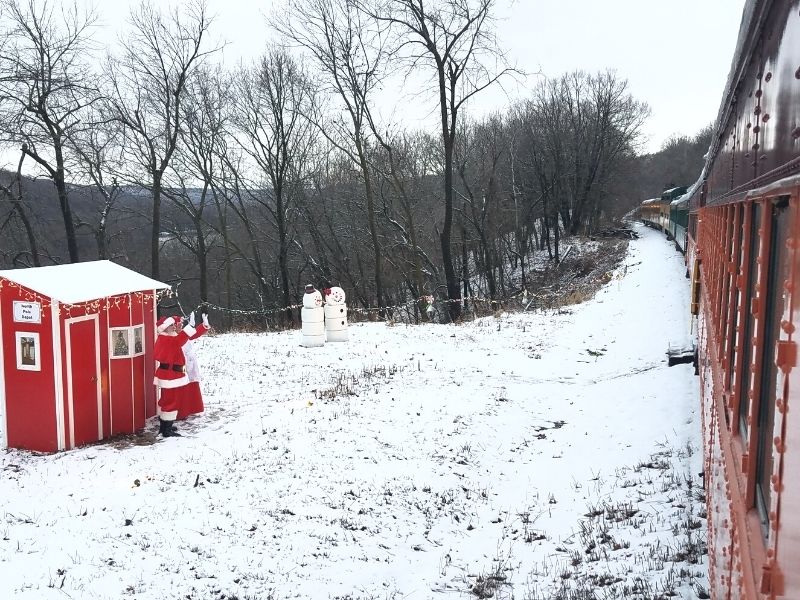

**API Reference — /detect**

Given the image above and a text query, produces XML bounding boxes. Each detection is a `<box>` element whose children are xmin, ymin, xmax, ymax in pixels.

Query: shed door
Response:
<box><xmin>66</xmin><ymin>316</ymin><xmax>101</xmax><ymax>448</ymax></box>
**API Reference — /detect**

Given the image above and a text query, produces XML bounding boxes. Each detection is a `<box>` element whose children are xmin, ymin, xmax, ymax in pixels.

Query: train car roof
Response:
<box><xmin>670</xmin><ymin>179</ymin><xmax>701</xmax><ymax>207</ymax></box>
<box><xmin>663</xmin><ymin>186</ymin><xmax>687</xmax><ymax>196</ymax></box>
<box><xmin>686</xmin><ymin>0</ymin><xmax>763</xmax><ymax>212</ymax></box>
<box><xmin>706</xmin><ymin>0</ymin><xmax>763</xmax><ymax>165</ymax></box>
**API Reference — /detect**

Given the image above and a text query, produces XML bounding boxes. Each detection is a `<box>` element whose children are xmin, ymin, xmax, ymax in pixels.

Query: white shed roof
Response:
<box><xmin>0</xmin><ymin>260</ymin><xmax>170</xmax><ymax>304</ymax></box>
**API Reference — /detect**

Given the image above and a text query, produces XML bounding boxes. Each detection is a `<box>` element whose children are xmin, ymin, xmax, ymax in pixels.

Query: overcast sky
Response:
<box><xmin>97</xmin><ymin>0</ymin><xmax>746</xmax><ymax>154</ymax></box>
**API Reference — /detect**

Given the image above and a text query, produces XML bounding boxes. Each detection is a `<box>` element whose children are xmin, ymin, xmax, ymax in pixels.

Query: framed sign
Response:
<box><xmin>16</xmin><ymin>332</ymin><xmax>41</xmax><ymax>371</ymax></box>
<box><xmin>13</xmin><ymin>301</ymin><xmax>41</xmax><ymax>324</ymax></box>
<box><xmin>110</xmin><ymin>325</ymin><xmax>145</xmax><ymax>359</ymax></box>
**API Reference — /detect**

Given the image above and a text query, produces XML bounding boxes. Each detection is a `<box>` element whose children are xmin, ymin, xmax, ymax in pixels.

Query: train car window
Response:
<box><xmin>726</xmin><ymin>205</ymin><xmax>742</xmax><ymax>397</ymax></box>
<box><xmin>720</xmin><ymin>205</ymin><xmax>739</xmax><ymax>426</ymax></box>
<box><xmin>754</xmin><ymin>196</ymin><xmax>790</xmax><ymax>539</ymax></box>
<box><xmin>738</xmin><ymin>202</ymin><xmax>762</xmax><ymax>439</ymax></box>
<box><xmin>720</xmin><ymin>208</ymin><xmax>734</xmax><ymax>363</ymax></box>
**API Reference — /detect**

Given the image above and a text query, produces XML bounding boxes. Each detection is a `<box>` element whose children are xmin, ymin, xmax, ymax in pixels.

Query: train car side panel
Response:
<box><xmin>777</xmin><ymin>188</ymin><xmax>800</xmax><ymax>598</ymax></box>
<box><xmin>696</xmin><ymin>184</ymin><xmax>800</xmax><ymax>599</ymax></box>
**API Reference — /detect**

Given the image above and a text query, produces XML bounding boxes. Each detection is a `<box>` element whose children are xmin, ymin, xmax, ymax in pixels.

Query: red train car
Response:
<box><xmin>687</xmin><ymin>1</ymin><xmax>800</xmax><ymax>598</ymax></box>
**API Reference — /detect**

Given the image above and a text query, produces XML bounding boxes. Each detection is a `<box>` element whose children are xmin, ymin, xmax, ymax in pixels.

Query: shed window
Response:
<box><xmin>15</xmin><ymin>332</ymin><xmax>40</xmax><ymax>371</ymax></box>
<box><xmin>110</xmin><ymin>325</ymin><xmax>145</xmax><ymax>359</ymax></box>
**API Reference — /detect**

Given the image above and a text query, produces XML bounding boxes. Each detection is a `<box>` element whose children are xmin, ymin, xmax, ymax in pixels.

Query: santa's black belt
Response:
<box><xmin>158</xmin><ymin>363</ymin><xmax>185</xmax><ymax>373</ymax></box>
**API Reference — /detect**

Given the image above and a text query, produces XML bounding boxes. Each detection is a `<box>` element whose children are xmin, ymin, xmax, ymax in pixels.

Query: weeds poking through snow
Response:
<box><xmin>521</xmin><ymin>443</ymin><xmax>708</xmax><ymax>600</ymax></box>
<box><xmin>315</xmin><ymin>364</ymin><xmax>404</xmax><ymax>401</ymax></box>
<box><xmin>469</xmin><ymin>551</ymin><xmax>513</xmax><ymax>599</ymax></box>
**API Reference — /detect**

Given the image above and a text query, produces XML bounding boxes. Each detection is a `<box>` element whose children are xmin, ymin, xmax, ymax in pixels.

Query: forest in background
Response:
<box><xmin>0</xmin><ymin>0</ymin><xmax>712</xmax><ymax>328</ymax></box>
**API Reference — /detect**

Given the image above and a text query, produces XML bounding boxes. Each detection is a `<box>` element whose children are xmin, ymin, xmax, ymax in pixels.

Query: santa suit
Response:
<box><xmin>153</xmin><ymin>324</ymin><xmax>197</xmax><ymax>419</ymax></box>
<box><xmin>177</xmin><ymin>323</ymin><xmax>210</xmax><ymax>419</ymax></box>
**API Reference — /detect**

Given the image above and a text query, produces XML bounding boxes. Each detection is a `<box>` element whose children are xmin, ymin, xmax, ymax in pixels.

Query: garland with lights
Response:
<box><xmin>0</xmin><ymin>278</ymin><xmax>174</xmax><ymax>319</ymax></box>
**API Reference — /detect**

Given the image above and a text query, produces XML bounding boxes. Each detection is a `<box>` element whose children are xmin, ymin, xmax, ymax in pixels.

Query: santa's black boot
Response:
<box><xmin>159</xmin><ymin>418</ymin><xmax>181</xmax><ymax>437</ymax></box>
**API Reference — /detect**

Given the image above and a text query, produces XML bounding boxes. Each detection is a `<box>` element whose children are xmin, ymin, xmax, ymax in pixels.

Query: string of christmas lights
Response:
<box><xmin>1</xmin><ymin>264</ymin><xmax>620</xmax><ymax>322</ymax></box>
<box><xmin>181</xmin><ymin>267</ymin><xmax>623</xmax><ymax>319</ymax></box>
<box><xmin>189</xmin><ymin>290</ymin><xmax>531</xmax><ymax>319</ymax></box>
<box><xmin>0</xmin><ymin>278</ymin><xmax>173</xmax><ymax>318</ymax></box>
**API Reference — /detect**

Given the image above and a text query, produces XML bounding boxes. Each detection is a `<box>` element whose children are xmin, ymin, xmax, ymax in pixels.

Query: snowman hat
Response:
<box><xmin>156</xmin><ymin>315</ymin><xmax>176</xmax><ymax>333</ymax></box>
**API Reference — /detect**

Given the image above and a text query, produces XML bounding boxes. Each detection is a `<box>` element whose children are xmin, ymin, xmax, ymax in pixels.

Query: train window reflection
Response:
<box><xmin>738</xmin><ymin>202</ymin><xmax>761</xmax><ymax>439</ymax></box>
<box><xmin>754</xmin><ymin>196</ymin><xmax>789</xmax><ymax>538</ymax></box>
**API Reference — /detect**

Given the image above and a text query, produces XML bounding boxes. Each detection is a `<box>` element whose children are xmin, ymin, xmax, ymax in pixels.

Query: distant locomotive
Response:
<box><xmin>641</xmin><ymin>1</ymin><xmax>800</xmax><ymax>598</ymax></box>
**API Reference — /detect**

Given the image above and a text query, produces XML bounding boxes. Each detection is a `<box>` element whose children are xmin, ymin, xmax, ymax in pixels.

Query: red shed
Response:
<box><xmin>0</xmin><ymin>260</ymin><xmax>170</xmax><ymax>452</ymax></box>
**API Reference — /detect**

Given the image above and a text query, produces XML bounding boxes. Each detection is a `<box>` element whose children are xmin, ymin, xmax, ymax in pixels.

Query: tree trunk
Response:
<box><xmin>54</xmin><ymin>153</ymin><xmax>79</xmax><ymax>263</ymax></box>
<box><xmin>151</xmin><ymin>170</ymin><xmax>162</xmax><ymax>279</ymax></box>
<box><xmin>554</xmin><ymin>215</ymin><xmax>561</xmax><ymax>263</ymax></box>
<box><xmin>461</xmin><ymin>225</ymin><xmax>469</xmax><ymax>317</ymax></box>
<box><xmin>441</xmin><ymin>138</ymin><xmax>461</xmax><ymax>321</ymax></box>
<box><xmin>7</xmin><ymin>153</ymin><xmax>40</xmax><ymax>266</ymax></box>
<box><xmin>195</xmin><ymin>217</ymin><xmax>208</xmax><ymax>302</ymax></box>
<box><xmin>276</xmin><ymin>186</ymin><xmax>293</xmax><ymax>327</ymax></box>
<box><xmin>355</xmin><ymin>142</ymin><xmax>383</xmax><ymax>316</ymax></box>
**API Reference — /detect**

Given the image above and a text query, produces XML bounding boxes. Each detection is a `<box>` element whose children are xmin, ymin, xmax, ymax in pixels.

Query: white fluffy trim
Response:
<box><xmin>156</xmin><ymin>316</ymin><xmax>176</xmax><ymax>333</ymax></box>
<box><xmin>154</xmin><ymin>375</ymin><xmax>189</xmax><ymax>388</ymax></box>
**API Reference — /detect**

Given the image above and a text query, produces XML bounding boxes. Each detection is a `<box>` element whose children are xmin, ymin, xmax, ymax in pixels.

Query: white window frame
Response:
<box><xmin>15</xmin><ymin>331</ymin><xmax>41</xmax><ymax>371</ymax></box>
<box><xmin>109</xmin><ymin>325</ymin><xmax>145</xmax><ymax>359</ymax></box>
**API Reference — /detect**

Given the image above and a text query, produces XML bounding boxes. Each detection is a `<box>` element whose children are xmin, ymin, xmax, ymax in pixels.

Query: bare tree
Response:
<box><xmin>372</xmin><ymin>129</ymin><xmax>440</xmax><ymax>319</ymax></box>
<box><xmin>67</xmin><ymin>104</ymin><xmax>127</xmax><ymax>260</ymax></box>
<box><xmin>0</xmin><ymin>0</ymin><xmax>99</xmax><ymax>263</ymax></box>
<box><xmin>274</xmin><ymin>0</ymin><xmax>387</xmax><ymax>314</ymax></box>
<box><xmin>232</xmin><ymin>48</ymin><xmax>317</xmax><ymax>325</ymax></box>
<box><xmin>519</xmin><ymin>71</ymin><xmax>648</xmax><ymax>246</ymax></box>
<box><xmin>0</xmin><ymin>150</ymin><xmax>40</xmax><ymax>266</ymax></box>
<box><xmin>560</xmin><ymin>71</ymin><xmax>648</xmax><ymax>234</ymax></box>
<box><xmin>105</xmin><ymin>0</ymin><xmax>217</xmax><ymax>279</ymax></box>
<box><xmin>517</xmin><ymin>82</ymin><xmax>568</xmax><ymax>260</ymax></box>
<box><xmin>171</xmin><ymin>64</ymin><xmax>231</xmax><ymax>304</ymax></box>
<box><xmin>455</xmin><ymin>116</ymin><xmax>508</xmax><ymax>306</ymax></box>
<box><xmin>361</xmin><ymin>0</ymin><xmax>513</xmax><ymax>320</ymax></box>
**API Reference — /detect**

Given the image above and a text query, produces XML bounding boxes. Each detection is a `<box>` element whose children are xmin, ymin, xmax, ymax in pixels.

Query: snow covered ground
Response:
<box><xmin>0</xmin><ymin>223</ymin><xmax>706</xmax><ymax>600</ymax></box>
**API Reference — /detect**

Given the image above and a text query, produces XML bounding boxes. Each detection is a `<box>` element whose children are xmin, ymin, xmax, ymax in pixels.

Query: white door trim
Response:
<box><xmin>0</xmin><ymin>298</ymin><xmax>6</xmax><ymax>449</ymax></box>
<box><xmin>52</xmin><ymin>302</ymin><xmax>65</xmax><ymax>451</ymax></box>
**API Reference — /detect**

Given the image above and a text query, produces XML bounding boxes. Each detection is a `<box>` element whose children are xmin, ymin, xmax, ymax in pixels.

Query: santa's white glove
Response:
<box><xmin>202</xmin><ymin>313</ymin><xmax>209</xmax><ymax>327</ymax></box>
<box><xmin>188</xmin><ymin>311</ymin><xmax>196</xmax><ymax>327</ymax></box>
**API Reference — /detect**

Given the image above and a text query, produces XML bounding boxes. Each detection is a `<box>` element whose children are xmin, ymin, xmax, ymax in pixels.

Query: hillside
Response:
<box><xmin>0</xmin><ymin>223</ymin><xmax>706</xmax><ymax>600</ymax></box>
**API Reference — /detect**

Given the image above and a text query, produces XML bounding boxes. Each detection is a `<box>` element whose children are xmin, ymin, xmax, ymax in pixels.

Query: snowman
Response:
<box><xmin>323</xmin><ymin>285</ymin><xmax>348</xmax><ymax>342</ymax></box>
<box><xmin>300</xmin><ymin>284</ymin><xmax>325</xmax><ymax>347</ymax></box>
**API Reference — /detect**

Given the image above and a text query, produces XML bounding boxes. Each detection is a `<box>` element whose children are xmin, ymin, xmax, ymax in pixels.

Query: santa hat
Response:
<box><xmin>156</xmin><ymin>316</ymin><xmax>176</xmax><ymax>333</ymax></box>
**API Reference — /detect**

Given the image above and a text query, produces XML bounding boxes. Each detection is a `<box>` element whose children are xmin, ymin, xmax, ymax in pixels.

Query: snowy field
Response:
<box><xmin>0</xmin><ymin>224</ymin><xmax>706</xmax><ymax>600</ymax></box>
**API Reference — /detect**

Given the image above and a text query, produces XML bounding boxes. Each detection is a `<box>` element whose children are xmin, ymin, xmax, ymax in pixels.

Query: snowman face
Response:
<box><xmin>326</xmin><ymin>286</ymin><xmax>346</xmax><ymax>305</ymax></box>
<box><xmin>303</xmin><ymin>290</ymin><xmax>323</xmax><ymax>308</ymax></box>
